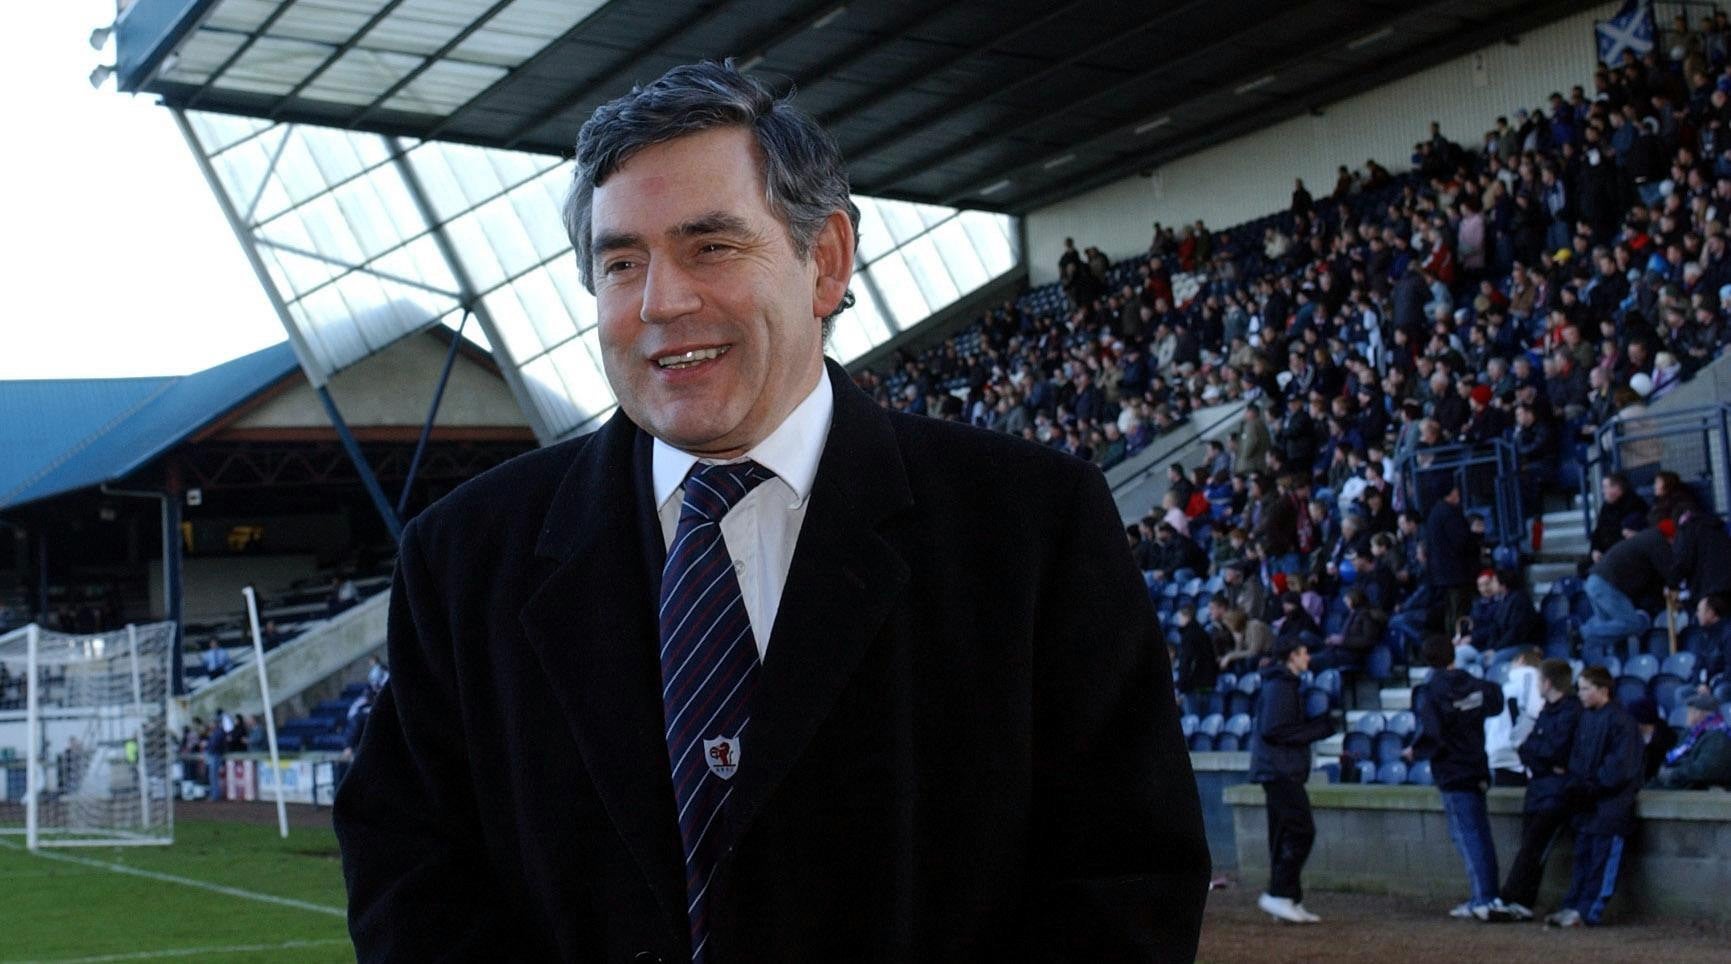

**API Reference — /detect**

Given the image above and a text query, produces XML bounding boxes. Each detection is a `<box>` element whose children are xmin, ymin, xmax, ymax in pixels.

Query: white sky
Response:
<box><xmin>0</xmin><ymin>2</ymin><xmax>286</xmax><ymax>380</ymax></box>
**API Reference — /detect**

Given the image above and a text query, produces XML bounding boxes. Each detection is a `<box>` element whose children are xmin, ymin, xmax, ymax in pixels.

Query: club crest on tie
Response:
<box><xmin>703</xmin><ymin>736</ymin><xmax>741</xmax><ymax>780</ymax></box>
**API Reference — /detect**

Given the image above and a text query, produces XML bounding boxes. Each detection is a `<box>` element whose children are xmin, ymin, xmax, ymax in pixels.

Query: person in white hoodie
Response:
<box><xmin>1486</xmin><ymin>648</ymin><xmax>1544</xmax><ymax>787</ymax></box>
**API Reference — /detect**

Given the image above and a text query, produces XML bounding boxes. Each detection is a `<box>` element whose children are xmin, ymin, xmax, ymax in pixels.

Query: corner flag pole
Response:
<box><xmin>242</xmin><ymin>587</ymin><xmax>289</xmax><ymax>839</ymax></box>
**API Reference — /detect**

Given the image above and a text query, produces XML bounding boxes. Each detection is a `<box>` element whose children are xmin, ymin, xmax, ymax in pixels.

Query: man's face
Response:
<box><xmin>1478</xmin><ymin>573</ymin><xmax>1496</xmax><ymax>598</ymax></box>
<box><xmin>1578</xmin><ymin>678</ymin><xmax>1609</xmax><ymax>709</ymax></box>
<box><xmin>591</xmin><ymin>127</ymin><xmax>848</xmax><ymax>457</ymax></box>
<box><xmin>1288</xmin><ymin>645</ymin><xmax>1311</xmax><ymax>674</ymax></box>
<box><xmin>1698</xmin><ymin>598</ymin><xmax>1718</xmax><ymax>627</ymax></box>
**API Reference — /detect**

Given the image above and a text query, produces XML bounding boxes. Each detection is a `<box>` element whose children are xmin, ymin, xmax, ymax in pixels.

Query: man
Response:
<box><xmin>1248</xmin><ymin>635</ymin><xmax>1335</xmax><ymax>924</ymax></box>
<box><xmin>1668</xmin><ymin>504</ymin><xmax>1731</xmax><ymax>601</ymax></box>
<box><xmin>1550</xmin><ymin>667</ymin><xmax>1642</xmax><ymax>927</ymax></box>
<box><xmin>1498</xmin><ymin>658</ymin><xmax>1582</xmax><ymax>921</ymax></box>
<box><xmin>1582</xmin><ymin>520</ymin><xmax>1673</xmax><ymax>662</ymax></box>
<box><xmin>1485</xmin><ymin>648</ymin><xmax>1543</xmax><ymax>788</ymax></box>
<box><xmin>1467</xmin><ymin>569</ymin><xmax>1540</xmax><ymax>665</ymax></box>
<box><xmin>1697</xmin><ymin>593</ymin><xmax>1731</xmax><ymax>690</ymax></box>
<box><xmin>1649</xmin><ymin>692</ymin><xmax>1731</xmax><ymax>790</ymax></box>
<box><xmin>1424</xmin><ymin>482</ymin><xmax>1477</xmax><ymax>632</ymax></box>
<box><xmin>334</xmin><ymin>62</ymin><xmax>1208</xmax><ymax>962</ymax></box>
<box><xmin>1237</xmin><ymin>403</ymin><xmax>1272</xmax><ymax>469</ymax></box>
<box><xmin>1587</xmin><ymin>473</ymin><xmax>1647</xmax><ymax>566</ymax></box>
<box><xmin>1407</xmin><ymin>635</ymin><xmax>1509</xmax><ymax>921</ymax></box>
<box><xmin>1172</xmin><ymin>603</ymin><xmax>1218</xmax><ymax>708</ymax></box>
<box><xmin>1151</xmin><ymin>522</ymin><xmax>1208</xmax><ymax>584</ymax></box>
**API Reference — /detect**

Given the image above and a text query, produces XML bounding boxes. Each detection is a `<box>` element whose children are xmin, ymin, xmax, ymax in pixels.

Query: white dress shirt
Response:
<box><xmin>653</xmin><ymin>367</ymin><xmax>833</xmax><ymax>660</ymax></box>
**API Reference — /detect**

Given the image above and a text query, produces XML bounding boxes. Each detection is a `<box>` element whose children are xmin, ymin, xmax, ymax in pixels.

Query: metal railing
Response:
<box><xmin>1579</xmin><ymin>402</ymin><xmax>1731</xmax><ymax>532</ymax></box>
<box><xmin>1396</xmin><ymin>438</ymin><xmax>1524</xmax><ymax>552</ymax></box>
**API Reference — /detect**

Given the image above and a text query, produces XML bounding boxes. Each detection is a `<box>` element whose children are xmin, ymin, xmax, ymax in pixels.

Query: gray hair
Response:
<box><xmin>563</xmin><ymin>60</ymin><xmax>860</xmax><ymax>338</ymax></box>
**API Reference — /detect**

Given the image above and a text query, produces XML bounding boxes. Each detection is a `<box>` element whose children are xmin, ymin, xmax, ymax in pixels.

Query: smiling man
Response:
<box><xmin>334</xmin><ymin>61</ymin><xmax>1206</xmax><ymax>963</ymax></box>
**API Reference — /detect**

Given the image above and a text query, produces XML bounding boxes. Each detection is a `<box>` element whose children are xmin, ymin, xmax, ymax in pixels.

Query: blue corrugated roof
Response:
<box><xmin>0</xmin><ymin>342</ymin><xmax>300</xmax><ymax>510</ymax></box>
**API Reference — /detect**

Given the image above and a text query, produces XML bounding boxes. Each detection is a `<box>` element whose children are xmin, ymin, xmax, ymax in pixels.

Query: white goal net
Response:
<box><xmin>0</xmin><ymin>623</ymin><xmax>175</xmax><ymax>849</ymax></box>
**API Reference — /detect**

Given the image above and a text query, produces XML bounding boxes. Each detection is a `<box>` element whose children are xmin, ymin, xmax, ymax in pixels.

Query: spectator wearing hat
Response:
<box><xmin>1498</xmin><ymin>658</ymin><xmax>1582</xmax><ymax>922</ymax></box>
<box><xmin>1625</xmin><ymin>696</ymin><xmax>1677</xmax><ymax>785</ymax></box>
<box><xmin>1248</xmin><ymin>634</ymin><xmax>1335</xmax><ymax>924</ymax></box>
<box><xmin>1406</xmin><ymin>634</ymin><xmax>1510</xmax><ymax>921</ymax></box>
<box><xmin>1581</xmin><ymin>520</ymin><xmax>1674</xmax><ymax>662</ymax></box>
<box><xmin>1550</xmin><ymin>666</ymin><xmax>1642</xmax><ymax>928</ymax></box>
<box><xmin>1649</xmin><ymin>692</ymin><xmax>1731</xmax><ymax>789</ymax></box>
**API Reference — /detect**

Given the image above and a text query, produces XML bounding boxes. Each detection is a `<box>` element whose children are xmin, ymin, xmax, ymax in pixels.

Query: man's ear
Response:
<box><xmin>811</xmin><ymin>210</ymin><xmax>856</xmax><ymax>320</ymax></box>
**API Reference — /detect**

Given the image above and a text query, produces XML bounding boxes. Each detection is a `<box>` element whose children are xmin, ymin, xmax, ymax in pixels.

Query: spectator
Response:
<box><xmin>1699</xmin><ymin>593</ymin><xmax>1731</xmax><ymax>689</ymax></box>
<box><xmin>1406</xmin><ymin>634</ymin><xmax>1509</xmax><ymax>921</ymax></box>
<box><xmin>204</xmin><ymin>715</ymin><xmax>227</xmax><ymax>802</ymax></box>
<box><xmin>1498</xmin><ymin>658</ymin><xmax>1582</xmax><ymax>922</ymax></box>
<box><xmin>1587</xmin><ymin>473</ymin><xmax>1649</xmax><ymax>567</ymax></box>
<box><xmin>201</xmin><ymin>639</ymin><xmax>232</xmax><ymax>679</ymax></box>
<box><xmin>1424</xmin><ymin>482</ymin><xmax>1477</xmax><ymax>632</ymax></box>
<box><xmin>1550</xmin><ymin>666</ymin><xmax>1642</xmax><ymax>928</ymax></box>
<box><xmin>1486</xmin><ymin>648</ymin><xmax>1544</xmax><ymax>788</ymax></box>
<box><xmin>1582</xmin><ymin>520</ymin><xmax>1674</xmax><ymax>662</ymax></box>
<box><xmin>1649</xmin><ymin>691</ymin><xmax>1731</xmax><ymax>789</ymax></box>
<box><xmin>1668</xmin><ymin>502</ymin><xmax>1731</xmax><ymax>600</ymax></box>
<box><xmin>1248</xmin><ymin>634</ymin><xmax>1334</xmax><ymax>924</ymax></box>
<box><xmin>1310</xmin><ymin>588</ymin><xmax>1384</xmax><ymax>671</ymax></box>
<box><xmin>1217</xmin><ymin>608</ymin><xmax>1273</xmax><ymax>674</ymax></box>
<box><xmin>1236</xmin><ymin>404</ymin><xmax>1272</xmax><ymax>469</ymax></box>
<box><xmin>1626</xmin><ymin>697</ymin><xmax>1677</xmax><ymax>784</ymax></box>
<box><xmin>1172</xmin><ymin>604</ymin><xmax>1218</xmax><ymax>702</ymax></box>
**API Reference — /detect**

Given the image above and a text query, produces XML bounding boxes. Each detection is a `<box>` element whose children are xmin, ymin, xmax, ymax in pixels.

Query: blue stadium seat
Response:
<box><xmin>1667</xmin><ymin>704</ymin><xmax>1691</xmax><ymax>728</ymax></box>
<box><xmin>1226</xmin><ymin>713</ymin><xmax>1254</xmax><ymax>738</ymax></box>
<box><xmin>1661</xmin><ymin>652</ymin><xmax>1698</xmax><ymax>680</ymax></box>
<box><xmin>1487</xmin><ymin>661</ymin><xmax>1511</xmax><ymax>685</ymax></box>
<box><xmin>1376</xmin><ymin>761</ymin><xmax>1408</xmax><ymax>785</ymax></box>
<box><xmin>1625</xmin><ymin>653</ymin><xmax>1660</xmax><ymax>682</ymax></box>
<box><xmin>1385</xmin><ymin>710</ymin><xmax>1417</xmax><ymax>738</ymax></box>
<box><xmin>1212</xmin><ymin>733</ymin><xmax>1241</xmax><ymax>752</ymax></box>
<box><xmin>1217</xmin><ymin>672</ymin><xmax>1237</xmax><ymax>694</ymax></box>
<box><xmin>1181</xmin><ymin>714</ymin><xmax>1199</xmax><ymax>738</ymax></box>
<box><xmin>311</xmin><ymin>733</ymin><xmax>346</xmax><ymax>752</ymax></box>
<box><xmin>1613</xmin><ymin>676</ymin><xmax>1648</xmax><ymax>706</ymax></box>
<box><xmin>1407</xmin><ymin>759</ymin><xmax>1434</xmax><ymax>785</ymax></box>
<box><xmin>1312</xmin><ymin>669</ymin><xmax>1342</xmax><ymax>700</ymax></box>
<box><xmin>1350</xmin><ymin>713</ymin><xmax>1385</xmax><ymax>736</ymax></box>
<box><xmin>1373</xmin><ymin>731</ymin><xmax>1406</xmax><ymax>766</ymax></box>
<box><xmin>1188</xmin><ymin>732</ymin><xmax>1212</xmax><ymax>752</ymax></box>
<box><xmin>1320</xmin><ymin>762</ymin><xmax>1342</xmax><ymax>784</ymax></box>
<box><xmin>1587</xmin><ymin>653</ymin><xmax>1623</xmax><ymax>678</ymax></box>
<box><xmin>1302</xmin><ymin>687</ymin><xmax>1331</xmax><ymax>719</ymax></box>
<box><xmin>1199</xmin><ymin>714</ymin><xmax>1225</xmax><ymax>738</ymax></box>
<box><xmin>1650</xmin><ymin>673</ymin><xmax>1687</xmax><ymax>713</ymax></box>
<box><xmin>1236</xmin><ymin>672</ymin><xmax>1261</xmax><ymax>696</ymax></box>
<box><xmin>1365</xmin><ymin>645</ymin><xmax>1394</xmax><ymax>682</ymax></box>
<box><xmin>1355</xmin><ymin>760</ymin><xmax>1377</xmax><ymax>784</ymax></box>
<box><xmin>1541</xmin><ymin>591</ymin><xmax>1571</xmax><ymax>629</ymax></box>
<box><xmin>1343</xmin><ymin>731</ymin><xmax>1373</xmax><ymax>760</ymax></box>
<box><xmin>1228</xmin><ymin>692</ymin><xmax>1255</xmax><ymax>717</ymax></box>
<box><xmin>1642</xmin><ymin>629</ymin><xmax>1671</xmax><ymax>657</ymax></box>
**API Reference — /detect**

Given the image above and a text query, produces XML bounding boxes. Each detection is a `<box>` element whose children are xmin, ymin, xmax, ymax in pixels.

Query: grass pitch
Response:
<box><xmin>0</xmin><ymin>808</ymin><xmax>351</xmax><ymax>963</ymax></box>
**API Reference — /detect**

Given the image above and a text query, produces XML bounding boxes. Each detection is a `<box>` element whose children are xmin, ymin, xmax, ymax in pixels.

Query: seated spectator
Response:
<box><xmin>1586</xmin><ymin>473</ymin><xmax>1649</xmax><ymax>569</ymax></box>
<box><xmin>1650</xmin><ymin>692</ymin><xmax>1731</xmax><ymax>790</ymax></box>
<box><xmin>1551</xmin><ymin>666</ymin><xmax>1642</xmax><ymax>928</ymax></box>
<box><xmin>1172</xmin><ymin>604</ymin><xmax>1218</xmax><ymax>702</ymax></box>
<box><xmin>1310</xmin><ymin>588</ymin><xmax>1385</xmax><ymax>672</ymax></box>
<box><xmin>1217</xmin><ymin>609</ymin><xmax>1273</xmax><ymax>675</ymax></box>
<box><xmin>1626</xmin><ymin>697</ymin><xmax>1677</xmax><ymax>784</ymax></box>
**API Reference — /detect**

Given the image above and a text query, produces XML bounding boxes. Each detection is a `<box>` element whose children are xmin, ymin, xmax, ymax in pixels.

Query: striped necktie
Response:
<box><xmin>658</xmin><ymin>459</ymin><xmax>773</xmax><ymax>962</ymax></box>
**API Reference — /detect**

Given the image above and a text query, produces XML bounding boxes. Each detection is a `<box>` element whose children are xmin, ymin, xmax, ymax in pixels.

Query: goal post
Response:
<box><xmin>0</xmin><ymin>622</ymin><xmax>175</xmax><ymax>849</ymax></box>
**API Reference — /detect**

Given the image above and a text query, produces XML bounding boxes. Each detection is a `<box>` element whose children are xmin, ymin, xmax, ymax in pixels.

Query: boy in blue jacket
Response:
<box><xmin>1406</xmin><ymin>634</ymin><xmax>1507</xmax><ymax>920</ymax></box>
<box><xmin>1498</xmin><ymin>658</ymin><xmax>1582</xmax><ymax>921</ymax></box>
<box><xmin>1248</xmin><ymin>635</ymin><xmax>1336</xmax><ymax>924</ymax></box>
<box><xmin>1548</xmin><ymin>665</ymin><xmax>1643</xmax><ymax>927</ymax></box>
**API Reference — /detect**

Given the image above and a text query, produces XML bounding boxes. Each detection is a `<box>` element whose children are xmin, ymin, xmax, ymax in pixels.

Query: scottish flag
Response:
<box><xmin>1597</xmin><ymin>0</ymin><xmax>1654</xmax><ymax>66</ymax></box>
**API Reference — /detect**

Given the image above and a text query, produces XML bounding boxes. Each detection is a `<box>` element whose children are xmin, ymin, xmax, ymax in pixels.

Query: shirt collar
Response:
<box><xmin>652</xmin><ymin>365</ymin><xmax>834</xmax><ymax>511</ymax></box>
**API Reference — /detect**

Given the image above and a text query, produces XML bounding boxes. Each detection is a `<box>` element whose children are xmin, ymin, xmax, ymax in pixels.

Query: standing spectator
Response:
<box><xmin>1486</xmin><ymin>648</ymin><xmax>1544</xmax><ymax>788</ymax></box>
<box><xmin>1172</xmin><ymin>604</ymin><xmax>1217</xmax><ymax>705</ymax></box>
<box><xmin>1550</xmin><ymin>666</ymin><xmax>1642</xmax><ymax>928</ymax></box>
<box><xmin>1407</xmin><ymin>635</ymin><xmax>1509</xmax><ymax>921</ymax></box>
<box><xmin>1668</xmin><ymin>503</ymin><xmax>1731</xmax><ymax>600</ymax></box>
<box><xmin>1237</xmin><ymin>404</ymin><xmax>1272</xmax><ymax>470</ymax></box>
<box><xmin>1649</xmin><ymin>693</ymin><xmax>1731</xmax><ymax>790</ymax></box>
<box><xmin>1424</xmin><ymin>482</ymin><xmax>1477</xmax><ymax>632</ymax></box>
<box><xmin>1498</xmin><ymin>658</ymin><xmax>1582</xmax><ymax>921</ymax></box>
<box><xmin>1248</xmin><ymin>635</ymin><xmax>1334</xmax><ymax>924</ymax></box>
<box><xmin>1582</xmin><ymin>521</ymin><xmax>1674</xmax><ymax>662</ymax></box>
<box><xmin>203</xmin><ymin>715</ymin><xmax>226</xmax><ymax>802</ymax></box>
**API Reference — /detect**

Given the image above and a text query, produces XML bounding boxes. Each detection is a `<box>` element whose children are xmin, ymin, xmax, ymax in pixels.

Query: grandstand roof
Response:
<box><xmin>116</xmin><ymin>0</ymin><xmax>1593</xmax><ymax>214</ymax></box>
<box><xmin>0</xmin><ymin>341</ymin><xmax>299</xmax><ymax>511</ymax></box>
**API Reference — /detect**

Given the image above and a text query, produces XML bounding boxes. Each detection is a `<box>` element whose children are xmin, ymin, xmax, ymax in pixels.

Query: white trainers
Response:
<box><xmin>1545</xmin><ymin>908</ymin><xmax>1584</xmax><ymax>928</ymax></box>
<box><xmin>1473</xmin><ymin>899</ymin><xmax>1515</xmax><ymax>922</ymax></box>
<box><xmin>1292</xmin><ymin>903</ymin><xmax>1323</xmax><ymax>923</ymax></box>
<box><xmin>1449</xmin><ymin>901</ymin><xmax>1476</xmax><ymax>919</ymax></box>
<box><xmin>1259</xmin><ymin>893</ymin><xmax>1311</xmax><ymax>924</ymax></box>
<box><xmin>1503</xmin><ymin>901</ymin><xmax>1535</xmax><ymax>922</ymax></box>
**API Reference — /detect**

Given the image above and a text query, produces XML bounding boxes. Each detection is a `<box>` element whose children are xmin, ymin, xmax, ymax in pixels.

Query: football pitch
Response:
<box><xmin>0</xmin><ymin>807</ymin><xmax>351</xmax><ymax>963</ymax></box>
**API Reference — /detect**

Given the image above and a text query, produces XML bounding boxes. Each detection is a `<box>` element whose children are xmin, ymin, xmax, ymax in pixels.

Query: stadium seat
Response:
<box><xmin>1541</xmin><ymin>590</ymin><xmax>1571</xmax><ymax>629</ymax></box>
<box><xmin>1667</xmin><ymin>704</ymin><xmax>1691</xmax><ymax>728</ymax></box>
<box><xmin>1199</xmin><ymin>713</ymin><xmax>1225</xmax><ymax>738</ymax></box>
<box><xmin>1312</xmin><ymin>669</ymin><xmax>1342</xmax><ymax>700</ymax></box>
<box><xmin>1625</xmin><ymin>653</ymin><xmax>1660</xmax><ymax>682</ymax></box>
<box><xmin>1365</xmin><ymin>645</ymin><xmax>1394</xmax><ymax>682</ymax></box>
<box><xmin>1320</xmin><ymin>762</ymin><xmax>1341</xmax><ymax>784</ymax></box>
<box><xmin>1376</xmin><ymin>761</ymin><xmax>1408</xmax><ymax>785</ymax></box>
<box><xmin>1227</xmin><ymin>691</ymin><xmax>1255</xmax><ymax>717</ymax></box>
<box><xmin>1661</xmin><ymin>652</ymin><xmax>1698</xmax><ymax>680</ymax></box>
<box><xmin>1355</xmin><ymin>760</ymin><xmax>1377</xmax><ymax>784</ymax></box>
<box><xmin>1213</xmin><ymin>733</ymin><xmax>1241</xmax><ymax>752</ymax></box>
<box><xmin>1385</xmin><ymin>710</ymin><xmax>1417</xmax><ymax>738</ymax></box>
<box><xmin>1650</xmin><ymin>673</ymin><xmax>1687</xmax><ymax>713</ymax></box>
<box><xmin>1303</xmin><ymin>687</ymin><xmax>1331</xmax><ymax>719</ymax></box>
<box><xmin>1180</xmin><ymin>714</ymin><xmax>1199</xmax><ymax>738</ymax></box>
<box><xmin>1587</xmin><ymin>653</ymin><xmax>1623</xmax><ymax>678</ymax></box>
<box><xmin>1407</xmin><ymin>759</ymin><xmax>1433</xmax><ymax>785</ymax></box>
<box><xmin>1373</xmin><ymin>731</ymin><xmax>1406</xmax><ymax>766</ymax></box>
<box><xmin>1188</xmin><ymin>732</ymin><xmax>1212</xmax><ymax>752</ymax></box>
<box><xmin>1217</xmin><ymin>672</ymin><xmax>1237</xmax><ymax>694</ymax></box>
<box><xmin>1343</xmin><ymin>731</ymin><xmax>1373</xmax><ymax>760</ymax></box>
<box><xmin>1613</xmin><ymin>676</ymin><xmax>1648</xmax><ymax>706</ymax></box>
<box><xmin>1236</xmin><ymin>672</ymin><xmax>1261</xmax><ymax>695</ymax></box>
<box><xmin>1350</xmin><ymin>712</ymin><xmax>1385</xmax><ymax>736</ymax></box>
<box><xmin>1226</xmin><ymin>713</ymin><xmax>1253</xmax><ymax>739</ymax></box>
<box><xmin>1642</xmin><ymin>629</ymin><xmax>1671</xmax><ymax>656</ymax></box>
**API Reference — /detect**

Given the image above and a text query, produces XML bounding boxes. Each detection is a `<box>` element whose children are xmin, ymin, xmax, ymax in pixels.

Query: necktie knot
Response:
<box><xmin>681</xmin><ymin>460</ymin><xmax>774</xmax><ymax>523</ymax></box>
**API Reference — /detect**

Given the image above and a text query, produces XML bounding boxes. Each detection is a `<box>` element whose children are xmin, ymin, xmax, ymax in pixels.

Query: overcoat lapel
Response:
<box><xmin>716</xmin><ymin>359</ymin><xmax>914</xmax><ymax>855</ymax></box>
<box><xmin>517</xmin><ymin>413</ymin><xmax>682</xmax><ymax>930</ymax></box>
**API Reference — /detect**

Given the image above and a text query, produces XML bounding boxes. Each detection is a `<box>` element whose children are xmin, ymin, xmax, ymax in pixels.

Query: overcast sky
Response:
<box><xmin>0</xmin><ymin>2</ymin><xmax>285</xmax><ymax>380</ymax></box>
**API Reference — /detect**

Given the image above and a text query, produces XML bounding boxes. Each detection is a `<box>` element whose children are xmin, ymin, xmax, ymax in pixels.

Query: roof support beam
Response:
<box><xmin>347</xmin><ymin>0</ymin><xmax>519</xmax><ymax>128</ymax></box>
<box><xmin>265</xmin><ymin>0</ymin><xmax>413</xmax><ymax>120</ymax></box>
<box><xmin>782</xmin><ymin>0</ymin><xmax>955</xmax><ymax>93</ymax></box>
<box><xmin>186</xmin><ymin>0</ymin><xmax>302</xmax><ymax>109</ymax></box>
<box><xmin>821</xmin><ymin>0</ymin><xmax>1093</xmax><ymax>136</ymax></box>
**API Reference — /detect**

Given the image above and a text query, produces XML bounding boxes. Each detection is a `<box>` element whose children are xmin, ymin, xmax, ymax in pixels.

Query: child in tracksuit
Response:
<box><xmin>1498</xmin><ymin>658</ymin><xmax>1582</xmax><ymax>921</ymax></box>
<box><xmin>1549</xmin><ymin>665</ymin><xmax>1642</xmax><ymax>927</ymax></box>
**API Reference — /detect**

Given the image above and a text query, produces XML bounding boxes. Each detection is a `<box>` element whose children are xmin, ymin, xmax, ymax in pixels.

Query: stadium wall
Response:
<box><xmin>1024</xmin><ymin>3</ymin><xmax>1621</xmax><ymax>285</ymax></box>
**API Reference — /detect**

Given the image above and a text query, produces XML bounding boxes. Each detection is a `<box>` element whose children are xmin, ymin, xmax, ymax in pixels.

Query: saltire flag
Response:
<box><xmin>1596</xmin><ymin>0</ymin><xmax>1655</xmax><ymax>66</ymax></box>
